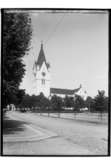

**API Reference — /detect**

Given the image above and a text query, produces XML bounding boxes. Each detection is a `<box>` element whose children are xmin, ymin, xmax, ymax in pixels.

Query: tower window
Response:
<box><xmin>42</xmin><ymin>79</ymin><xmax>45</xmax><ymax>85</ymax></box>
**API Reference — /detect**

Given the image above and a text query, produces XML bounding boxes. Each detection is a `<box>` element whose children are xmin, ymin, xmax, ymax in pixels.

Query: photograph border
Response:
<box><xmin>1</xmin><ymin>8</ymin><xmax>110</xmax><ymax>157</ymax></box>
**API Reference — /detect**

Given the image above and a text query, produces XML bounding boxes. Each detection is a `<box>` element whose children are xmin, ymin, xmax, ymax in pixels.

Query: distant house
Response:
<box><xmin>33</xmin><ymin>42</ymin><xmax>83</xmax><ymax>98</ymax></box>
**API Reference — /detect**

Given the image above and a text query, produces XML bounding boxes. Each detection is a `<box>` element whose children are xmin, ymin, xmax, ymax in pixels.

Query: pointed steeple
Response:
<box><xmin>33</xmin><ymin>41</ymin><xmax>50</xmax><ymax>73</ymax></box>
<box><xmin>36</xmin><ymin>41</ymin><xmax>47</xmax><ymax>68</ymax></box>
<box><xmin>41</xmin><ymin>40</ymin><xmax>43</xmax><ymax>49</ymax></box>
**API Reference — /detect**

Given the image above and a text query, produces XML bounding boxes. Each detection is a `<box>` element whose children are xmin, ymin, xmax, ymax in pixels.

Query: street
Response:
<box><xmin>3</xmin><ymin>111</ymin><xmax>108</xmax><ymax>155</ymax></box>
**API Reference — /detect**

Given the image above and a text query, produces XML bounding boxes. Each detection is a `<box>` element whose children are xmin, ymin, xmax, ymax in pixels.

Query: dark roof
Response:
<box><xmin>35</xmin><ymin>43</ymin><xmax>49</xmax><ymax>69</ymax></box>
<box><xmin>50</xmin><ymin>87</ymin><xmax>81</xmax><ymax>95</ymax></box>
<box><xmin>37</xmin><ymin>43</ymin><xmax>46</xmax><ymax>67</ymax></box>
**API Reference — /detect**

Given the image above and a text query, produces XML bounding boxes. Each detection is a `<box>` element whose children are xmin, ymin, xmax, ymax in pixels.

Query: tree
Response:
<box><xmin>19</xmin><ymin>94</ymin><xmax>31</xmax><ymax>108</ymax></box>
<box><xmin>94</xmin><ymin>90</ymin><xmax>108</xmax><ymax>120</ymax></box>
<box><xmin>16</xmin><ymin>89</ymin><xmax>25</xmax><ymax>105</ymax></box>
<box><xmin>94</xmin><ymin>90</ymin><xmax>107</xmax><ymax>113</ymax></box>
<box><xmin>51</xmin><ymin>95</ymin><xmax>63</xmax><ymax>111</ymax></box>
<box><xmin>74</xmin><ymin>95</ymin><xmax>85</xmax><ymax>112</ymax></box>
<box><xmin>85</xmin><ymin>96</ymin><xmax>95</xmax><ymax>112</ymax></box>
<box><xmin>3</xmin><ymin>11</ymin><xmax>32</xmax><ymax>107</ymax></box>
<box><xmin>38</xmin><ymin>93</ymin><xmax>50</xmax><ymax>110</ymax></box>
<box><xmin>50</xmin><ymin>95</ymin><xmax>63</xmax><ymax>118</ymax></box>
<box><xmin>104</xmin><ymin>97</ymin><xmax>108</xmax><ymax>112</ymax></box>
<box><xmin>19</xmin><ymin>93</ymin><xmax>50</xmax><ymax>112</ymax></box>
<box><xmin>64</xmin><ymin>96</ymin><xmax>74</xmax><ymax>109</ymax></box>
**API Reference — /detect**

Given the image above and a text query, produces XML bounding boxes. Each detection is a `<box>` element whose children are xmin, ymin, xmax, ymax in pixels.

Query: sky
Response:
<box><xmin>20</xmin><ymin>10</ymin><xmax>108</xmax><ymax>97</ymax></box>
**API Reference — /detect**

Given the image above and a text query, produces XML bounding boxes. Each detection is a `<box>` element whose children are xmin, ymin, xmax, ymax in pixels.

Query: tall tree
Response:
<box><xmin>3</xmin><ymin>11</ymin><xmax>32</xmax><ymax>107</ymax></box>
<box><xmin>74</xmin><ymin>95</ymin><xmax>85</xmax><ymax>111</ymax></box>
<box><xmin>94</xmin><ymin>90</ymin><xmax>107</xmax><ymax>112</ymax></box>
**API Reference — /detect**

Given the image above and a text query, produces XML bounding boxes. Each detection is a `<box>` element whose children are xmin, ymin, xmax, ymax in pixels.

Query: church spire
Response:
<box><xmin>33</xmin><ymin>41</ymin><xmax>50</xmax><ymax>70</ymax></box>
<box><xmin>36</xmin><ymin>41</ymin><xmax>47</xmax><ymax>69</ymax></box>
<box><xmin>41</xmin><ymin>40</ymin><xmax>43</xmax><ymax>49</ymax></box>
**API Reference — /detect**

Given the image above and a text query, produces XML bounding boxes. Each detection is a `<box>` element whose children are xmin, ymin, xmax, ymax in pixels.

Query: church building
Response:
<box><xmin>33</xmin><ymin>42</ymin><xmax>83</xmax><ymax>98</ymax></box>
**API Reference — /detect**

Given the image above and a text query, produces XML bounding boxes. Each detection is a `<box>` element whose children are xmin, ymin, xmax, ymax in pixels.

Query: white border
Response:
<box><xmin>0</xmin><ymin>0</ymin><xmax>111</xmax><ymax>8</ymax></box>
<box><xmin>0</xmin><ymin>0</ymin><xmax>111</xmax><ymax>166</ymax></box>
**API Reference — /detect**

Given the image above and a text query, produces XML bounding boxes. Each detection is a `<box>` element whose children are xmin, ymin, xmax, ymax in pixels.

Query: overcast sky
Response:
<box><xmin>20</xmin><ymin>10</ymin><xmax>108</xmax><ymax>97</ymax></box>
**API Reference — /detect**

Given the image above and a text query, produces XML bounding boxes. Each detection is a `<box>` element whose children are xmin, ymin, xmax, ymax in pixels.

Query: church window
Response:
<box><xmin>42</xmin><ymin>79</ymin><xmax>45</xmax><ymax>85</ymax></box>
<box><xmin>42</xmin><ymin>72</ymin><xmax>46</xmax><ymax>77</ymax></box>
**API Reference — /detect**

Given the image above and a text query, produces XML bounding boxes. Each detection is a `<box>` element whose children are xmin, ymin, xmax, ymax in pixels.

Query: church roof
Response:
<box><xmin>35</xmin><ymin>43</ymin><xmax>49</xmax><ymax>69</ymax></box>
<box><xmin>50</xmin><ymin>87</ymin><xmax>81</xmax><ymax>95</ymax></box>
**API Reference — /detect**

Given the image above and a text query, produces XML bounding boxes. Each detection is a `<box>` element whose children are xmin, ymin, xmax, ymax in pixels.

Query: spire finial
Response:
<box><xmin>41</xmin><ymin>40</ymin><xmax>43</xmax><ymax>48</ymax></box>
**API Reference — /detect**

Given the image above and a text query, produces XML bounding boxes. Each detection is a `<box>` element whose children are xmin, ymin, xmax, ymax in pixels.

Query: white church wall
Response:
<box><xmin>35</xmin><ymin>62</ymin><xmax>51</xmax><ymax>97</ymax></box>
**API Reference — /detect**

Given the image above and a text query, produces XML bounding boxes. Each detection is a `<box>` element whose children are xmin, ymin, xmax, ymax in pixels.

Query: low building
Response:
<box><xmin>50</xmin><ymin>87</ymin><xmax>81</xmax><ymax>98</ymax></box>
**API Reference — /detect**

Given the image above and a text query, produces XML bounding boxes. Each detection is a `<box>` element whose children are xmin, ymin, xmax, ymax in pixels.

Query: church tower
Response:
<box><xmin>33</xmin><ymin>42</ymin><xmax>50</xmax><ymax>97</ymax></box>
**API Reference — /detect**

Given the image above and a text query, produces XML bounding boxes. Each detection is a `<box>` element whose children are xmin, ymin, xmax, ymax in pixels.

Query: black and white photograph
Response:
<box><xmin>2</xmin><ymin>9</ymin><xmax>109</xmax><ymax>156</ymax></box>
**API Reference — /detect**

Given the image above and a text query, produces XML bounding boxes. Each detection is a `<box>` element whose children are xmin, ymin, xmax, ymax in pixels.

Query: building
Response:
<box><xmin>33</xmin><ymin>42</ymin><xmax>50</xmax><ymax>97</ymax></box>
<box><xmin>33</xmin><ymin>42</ymin><xmax>83</xmax><ymax>98</ymax></box>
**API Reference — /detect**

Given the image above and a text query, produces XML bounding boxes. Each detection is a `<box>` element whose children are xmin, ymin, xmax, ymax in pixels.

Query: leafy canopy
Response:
<box><xmin>3</xmin><ymin>11</ymin><xmax>32</xmax><ymax>107</ymax></box>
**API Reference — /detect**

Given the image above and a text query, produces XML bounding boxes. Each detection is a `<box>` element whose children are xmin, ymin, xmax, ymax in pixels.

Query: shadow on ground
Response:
<box><xmin>3</xmin><ymin>116</ymin><xmax>26</xmax><ymax>135</ymax></box>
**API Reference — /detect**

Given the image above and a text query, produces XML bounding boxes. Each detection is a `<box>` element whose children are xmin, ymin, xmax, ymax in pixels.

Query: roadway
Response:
<box><xmin>3</xmin><ymin>111</ymin><xmax>108</xmax><ymax>155</ymax></box>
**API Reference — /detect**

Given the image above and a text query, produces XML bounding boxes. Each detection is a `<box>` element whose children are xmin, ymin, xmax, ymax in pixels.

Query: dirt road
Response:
<box><xmin>3</xmin><ymin>111</ymin><xmax>108</xmax><ymax>155</ymax></box>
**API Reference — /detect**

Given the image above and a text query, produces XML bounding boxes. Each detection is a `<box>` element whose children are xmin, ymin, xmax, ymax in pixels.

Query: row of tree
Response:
<box><xmin>18</xmin><ymin>90</ymin><xmax>108</xmax><ymax>113</ymax></box>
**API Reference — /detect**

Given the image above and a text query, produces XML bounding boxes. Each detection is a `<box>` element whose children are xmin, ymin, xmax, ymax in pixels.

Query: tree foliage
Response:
<box><xmin>74</xmin><ymin>95</ymin><xmax>85</xmax><ymax>111</ymax></box>
<box><xmin>94</xmin><ymin>90</ymin><xmax>107</xmax><ymax>112</ymax></box>
<box><xmin>64</xmin><ymin>96</ymin><xmax>74</xmax><ymax>108</ymax></box>
<box><xmin>50</xmin><ymin>95</ymin><xmax>63</xmax><ymax>110</ymax></box>
<box><xmin>3</xmin><ymin>11</ymin><xmax>32</xmax><ymax>107</ymax></box>
<box><xmin>20</xmin><ymin>93</ymin><xmax>50</xmax><ymax>110</ymax></box>
<box><xmin>18</xmin><ymin>91</ymin><xmax>108</xmax><ymax>113</ymax></box>
<box><xmin>85</xmin><ymin>96</ymin><xmax>95</xmax><ymax>112</ymax></box>
<box><xmin>38</xmin><ymin>93</ymin><xmax>50</xmax><ymax>110</ymax></box>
